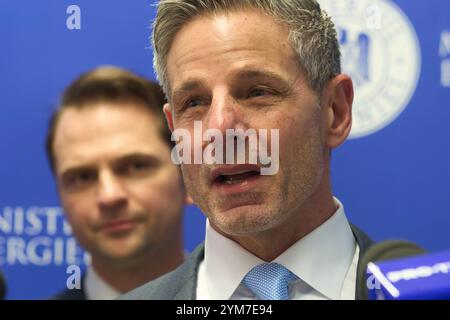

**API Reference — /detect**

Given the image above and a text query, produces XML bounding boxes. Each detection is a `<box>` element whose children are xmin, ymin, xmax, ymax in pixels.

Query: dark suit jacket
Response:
<box><xmin>120</xmin><ymin>224</ymin><xmax>374</xmax><ymax>300</ymax></box>
<box><xmin>52</xmin><ymin>287</ymin><xmax>87</xmax><ymax>300</ymax></box>
<box><xmin>51</xmin><ymin>273</ymin><xmax>87</xmax><ymax>300</ymax></box>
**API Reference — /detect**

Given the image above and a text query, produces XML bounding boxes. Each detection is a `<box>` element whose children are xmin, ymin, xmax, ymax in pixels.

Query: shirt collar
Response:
<box><xmin>202</xmin><ymin>197</ymin><xmax>356</xmax><ymax>300</ymax></box>
<box><xmin>84</xmin><ymin>266</ymin><xmax>121</xmax><ymax>300</ymax></box>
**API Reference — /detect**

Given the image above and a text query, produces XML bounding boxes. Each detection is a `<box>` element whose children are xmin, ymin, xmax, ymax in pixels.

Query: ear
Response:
<box><xmin>323</xmin><ymin>74</ymin><xmax>354</xmax><ymax>149</ymax></box>
<box><xmin>163</xmin><ymin>103</ymin><xmax>174</xmax><ymax>132</ymax></box>
<box><xmin>185</xmin><ymin>194</ymin><xmax>195</xmax><ymax>205</ymax></box>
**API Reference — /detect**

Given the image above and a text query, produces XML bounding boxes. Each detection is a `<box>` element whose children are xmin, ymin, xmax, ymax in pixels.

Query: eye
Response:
<box><xmin>185</xmin><ymin>98</ymin><xmax>204</xmax><ymax>109</ymax></box>
<box><xmin>248</xmin><ymin>87</ymin><xmax>273</xmax><ymax>98</ymax></box>
<box><xmin>63</xmin><ymin>170</ymin><xmax>96</xmax><ymax>189</ymax></box>
<box><xmin>128</xmin><ymin>161</ymin><xmax>150</xmax><ymax>172</ymax></box>
<box><xmin>75</xmin><ymin>172</ymin><xmax>94</xmax><ymax>183</ymax></box>
<box><xmin>117</xmin><ymin>158</ymin><xmax>158</xmax><ymax>177</ymax></box>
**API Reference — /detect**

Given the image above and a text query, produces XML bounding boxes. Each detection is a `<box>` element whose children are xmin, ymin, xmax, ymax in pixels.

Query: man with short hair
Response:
<box><xmin>48</xmin><ymin>66</ymin><xmax>186</xmax><ymax>299</ymax></box>
<box><xmin>123</xmin><ymin>0</ymin><xmax>373</xmax><ymax>300</ymax></box>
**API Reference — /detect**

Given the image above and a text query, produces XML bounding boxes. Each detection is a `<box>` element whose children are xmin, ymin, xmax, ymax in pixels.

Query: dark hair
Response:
<box><xmin>46</xmin><ymin>66</ymin><xmax>171</xmax><ymax>173</ymax></box>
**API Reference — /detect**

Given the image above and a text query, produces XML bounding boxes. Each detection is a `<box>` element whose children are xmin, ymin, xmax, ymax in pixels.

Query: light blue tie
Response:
<box><xmin>242</xmin><ymin>262</ymin><xmax>299</xmax><ymax>300</ymax></box>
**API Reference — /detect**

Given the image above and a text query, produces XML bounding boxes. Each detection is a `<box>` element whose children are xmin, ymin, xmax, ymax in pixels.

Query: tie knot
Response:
<box><xmin>242</xmin><ymin>263</ymin><xmax>299</xmax><ymax>300</ymax></box>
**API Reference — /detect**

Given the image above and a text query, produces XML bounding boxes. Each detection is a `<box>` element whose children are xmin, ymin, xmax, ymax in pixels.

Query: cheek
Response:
<box><xmin>277</xmin><ymin>114</ymin><xmax>324</xmax><ymax>171</ymax></box>
<box><xmin>60</xmin><ymin>194</ymin><xmax>95</xmax><ymax>229</ymax></box>
<box><xmin>181</xmin><ymin>164</ymin><xmax>206</xmax><ymax>194</ymax></box>
<box><xmin>60</xmin><ymin>197</ymin><xmax>97</xmax><ymax>249</ymax></box>
<box><xmin>180</xmin><ymin>165</ymin><xmax>209</xmax><ymax>208</ymax></box>
<box><xmin>129</xmin><ymin>173</ymin><xmax>184</xmax><ymax>213</ymax></box>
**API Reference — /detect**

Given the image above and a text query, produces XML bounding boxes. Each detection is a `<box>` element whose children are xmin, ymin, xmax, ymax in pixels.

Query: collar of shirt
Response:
<box><xmin>197</xmin><ymin>197</ymin><xmax>356</xmax><ymax>300</ymax></box>
<box><xmin>84</xmin><ymin>266</ymin><xmax>121</xmax><ymax>300</ymax></box>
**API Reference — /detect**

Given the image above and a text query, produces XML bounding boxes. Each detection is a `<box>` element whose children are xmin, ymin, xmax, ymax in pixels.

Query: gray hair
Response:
<box><xmin>152</xmin><ymin>0</ymin><xmax>341</xmax><ymax>97</ymax></box>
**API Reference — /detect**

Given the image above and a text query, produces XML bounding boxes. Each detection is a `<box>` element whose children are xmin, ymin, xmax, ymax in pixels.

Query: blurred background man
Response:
<box><xmin>46</xmin><ymin>66</ymin><xmax>186</xmax><ymax>299</ymax></box>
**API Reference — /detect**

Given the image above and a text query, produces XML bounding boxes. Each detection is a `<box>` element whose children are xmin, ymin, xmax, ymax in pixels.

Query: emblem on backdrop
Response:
<box><xmin>319</xmin><ymin>0</ymin><xmax>421</xmax><ymax>138</ymax></box>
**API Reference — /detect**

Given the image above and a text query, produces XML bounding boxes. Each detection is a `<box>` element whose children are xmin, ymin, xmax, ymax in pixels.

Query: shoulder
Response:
<box><xmin>119</xmin><ymin>243</ymin><xmax>205</xmax><ymax>300</ymax></box>
<box><xmin>350</xmin><ymin>223</ymin><xmax>375</xmax><ymax>254</ymax></box>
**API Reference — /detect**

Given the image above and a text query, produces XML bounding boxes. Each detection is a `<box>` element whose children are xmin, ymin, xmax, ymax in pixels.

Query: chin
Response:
<box><xmin>210</xmin><ymin>204</ymin><xmax>280</xmax><ymax>237</ymax></box>
<box><xmin>97</xmin><ymin>240</ymin><xmax>144</xmax><ymax>260</ymax></box>
<box><xmin>96</xmin><ymin>249</ymin><xmax>143</xmax><ymax>265</ymax></box>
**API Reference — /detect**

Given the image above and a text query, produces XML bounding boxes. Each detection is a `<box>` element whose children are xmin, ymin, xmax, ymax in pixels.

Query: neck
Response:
<box><xmin>90</xmin><ymin>237</ymin><xmax>185</xmax><ymax>293</ymax></box>
<box><xmin>225</xmin><ymin>170</ymin><xmax>336</xmax><ymax>261</ymax></box>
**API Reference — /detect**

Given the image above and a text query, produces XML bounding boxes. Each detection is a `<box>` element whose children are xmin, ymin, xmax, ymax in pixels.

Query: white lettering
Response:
<box><xmin>441</xmin><ymin>59</ymin><xmax>450</xmax><ymax>87</ymax></box>
<box><xmin>225</xmin><ymin>128</ymin><xmax>258</xmax><ymax>165</ymax></box>
<box><xmin>387</xmin><ymin>261</ymin><xmax>450</xmax><ymax>282</ymax></box>
<box><xmin>66</xmin><ymin>265</ymin><xmax>82</xmax><ymax>289</ymax></box>
<box><xmin>54</xmin><ymin>237</ymin><xmax>64</xmax><ymax>265</ymax></box>
<box><xmin>177</xmin><ymin>305</ymin><xmax>210</xmax><ymax>317</ymax></box>
<box><xmin>0</xmin><ymin>206</ymin><xmax>68</xmax><ymax>236</ymax></box>
<box><xmin>14</xmin><ymin>207</ymin><xmax>24</xmax><ymax>235</ymax></box>
<box><xmin>65</xmin><ymin>237</ymin><xmax>84</xmax><ymax>265</ymax></box>
<box><xmin>171</xmin><ymin>121</ymin><xmax>280</xmax><ymax>175</ymax></box>
<box><xmin>0</xmin><ymin>236</ymin><xmax>87</xmax><ymax>266</ymax></box>
<box><xmin>0</xmin><ymin>207</ymin><xmax>13</xmax><ymax>234</ymax></box>
<box><xmin>203</xmin><ymin>128</ymin><xmax>223</xmax><ymax>165</ymax></box>
<box><xmin>194</xmin><ymin>121</ymin><xmax>203</xmax><ymax>164</ymax></box>
<box><xmin>439</xmin><ymin>30</ymin><xmax>450</xmax><ymax>58</ymax></box>
<box><xmin>260</xmin><ymin>129</ymin><xmax>279</xmax><ymax>176</ymax></box>
<box><xmin>7</xmin><ymin>237</ymin><xmax>28</xmax><ymax>265</ymax></box>
<box><xmin>26</xmin><ymin>208</ymin><xmax>43</xmax><ymax>236</ymax></box>
<box><xmin>366</xmin><ymin>274</ymin><xmax>381</xmax><ymax>290</ymax></box>
<box><xmin>66</xmin><ymin>5</ymin><xmax>81</xmax><ymax>30</ymax></box>
<box><xmin>27</xmin><ymin>237</ymin><xmax>52</xmax><ymax>266</ymax></box>
<box><xmin>171</xmin><ymin>128</ymin><xmax>191</xmax><ymax>165</ymax></box>
<box><xmin>45</xmin><ymin>208</ymin><xmax>61</xmax><ymax>235</ymax></box>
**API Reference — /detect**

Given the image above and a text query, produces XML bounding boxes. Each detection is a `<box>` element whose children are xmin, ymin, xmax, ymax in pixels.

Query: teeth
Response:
<box><xmin>215</xmin><ymin>169</ymin><xmax>260</xmax><ymax>186</ymax></box>
<box><xmin>221</xmin><ymin>170</ymin><xmax>256</xmax><ymax>176</ymax></box>
<box><xmin>224</xmin><ymin>179</ymin><xmax>243</xmax><ymax>185</ymax></box>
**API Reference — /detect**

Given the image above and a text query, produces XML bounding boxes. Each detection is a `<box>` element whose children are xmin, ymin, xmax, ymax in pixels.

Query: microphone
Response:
<box><xmin>0</xmin><ymin>268</ymin><xmax>7</xmax><ymax>300</ymax></box>
<box><xmin>358</xmin><ymin>240</ymin><xmax>450</xmax><ymax>299</ymax></box>
<box><xmin>357</xmin><ymin>240</ymin><xmax>425</xmax><ymax>300</ymax></box>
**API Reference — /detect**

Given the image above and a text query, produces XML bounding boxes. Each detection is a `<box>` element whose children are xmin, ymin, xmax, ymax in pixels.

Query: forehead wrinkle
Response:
<box><xmin>167</xmin><ymin>11</ymin><xmax>291</xmax><ymax>66</ymax></box>
<box><xmin>167</xmin><ymin>10</ymin><xmax>302</xmax><ymax>100</ymax></box>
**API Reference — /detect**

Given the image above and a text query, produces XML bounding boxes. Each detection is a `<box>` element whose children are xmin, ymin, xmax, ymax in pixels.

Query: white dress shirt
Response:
<box><xmin>196</xmin><ymin>197</ymin><xmax>360</xmax><ymax>300</ymax></box>
<box><xmin>84</xmin><ymin>267</ymin><xmax>121</xmax><ymax>300</ymax></box>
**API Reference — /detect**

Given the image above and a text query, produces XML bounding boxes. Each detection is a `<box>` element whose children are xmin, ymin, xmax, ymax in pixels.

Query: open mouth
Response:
<box><xmin>215</xmin><ymin>170</ymin><xmax>260</xmax><ymax>185</ymax></box>
<box><xmin>211</xmin><ymin>165</ymin><xmax>262</xmax><ymax>187</ymax></box>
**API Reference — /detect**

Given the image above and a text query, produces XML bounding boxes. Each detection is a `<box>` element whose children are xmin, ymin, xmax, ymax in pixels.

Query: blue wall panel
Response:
<box><xmin>0</xmin><ymin>0</ymin><xmax>448</xmax><ymax>299</ymax></box>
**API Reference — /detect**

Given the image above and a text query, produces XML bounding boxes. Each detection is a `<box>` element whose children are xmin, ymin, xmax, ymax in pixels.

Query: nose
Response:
<box><xmin>96</xmin><ymin>170</ymin><xmax>127</xmax><ymax>213</ymax></box>
<box><xmin>204</xmin><ymin>91</ymin><xmax>242</xmax><ymax>134</ymax></box>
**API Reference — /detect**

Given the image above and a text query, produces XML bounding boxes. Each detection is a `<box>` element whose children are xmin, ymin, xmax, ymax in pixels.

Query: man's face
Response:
<box><xmin>53</xmin><ymin>102</ymin><xmax>184</xmax><ymax>265</ymax></box>
<box><xmin>165</xmin><ymin>10</ymin><xmax>330</xmax><ymax>237</ymax></box>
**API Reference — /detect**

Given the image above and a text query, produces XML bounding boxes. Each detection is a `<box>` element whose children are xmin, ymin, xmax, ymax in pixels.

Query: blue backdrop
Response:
<box><xmin>1</xmin><ymin>0</ymin><xmax>449</xmax><ymax>299</ymax></box>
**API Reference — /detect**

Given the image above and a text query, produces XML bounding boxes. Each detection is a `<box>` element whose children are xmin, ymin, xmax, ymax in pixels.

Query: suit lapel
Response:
<box><xmin>172</xmin><ymin>244</ymin><xmax>205</xmax><ymax>300</ymax></box>
<box><xmin>175</xmin><ymin>224</ymin><xmax>374</xmax><ymax>300</ymax></box>
<box><xmin>350</xmin><ymin>224</ymin><xmax>375</xmax><ymax>300</ymax></box>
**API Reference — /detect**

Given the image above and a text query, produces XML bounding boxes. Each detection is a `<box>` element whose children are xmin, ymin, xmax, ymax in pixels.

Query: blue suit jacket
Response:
<box><xmin>120</xmin><ymin>224</ymin><xmax>374</xmax><ymax>300</ymax></box>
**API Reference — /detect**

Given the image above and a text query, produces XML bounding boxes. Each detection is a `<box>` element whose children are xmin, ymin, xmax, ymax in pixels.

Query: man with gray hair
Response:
<box><xmin>122</xmin><ymin>0</ymin><xmax>373</xmax><ymax>300</ymax></box>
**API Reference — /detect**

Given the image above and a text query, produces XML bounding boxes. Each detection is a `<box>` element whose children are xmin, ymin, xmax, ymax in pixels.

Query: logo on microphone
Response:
<box><xmin>387</xmin><ymin>261</ymin><xmax>450</xmax><ymax>282</ymax></box>
<box><xmin>319</xmin><ymin>0</ymin><xmax>421</xmax><ymax>138</ymax></box>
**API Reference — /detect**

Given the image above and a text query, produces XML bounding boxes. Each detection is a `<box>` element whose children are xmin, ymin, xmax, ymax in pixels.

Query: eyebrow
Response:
<box><xmin>59</xmin><ymin>152</ymin><xmax>158</xmax><ymax>178</ymax></box>
<box><xmin>59</xmin><ymin>165</ymin><xmax>96</xmax><ymax>185</ymax></box>
<box><xmin>172</xmin><ymin>69</ymin><xmax>291</xmax><ymax>99</ymax></box>
<box><xmin>114</xmin><ymin>153</ymin><xmax>160</xmax><ymax>166</ymax></box>
<box><xmin>234</xmin><ymin>69</ymin><xmax>289</xmax><ymax>85</ymax></box>
<box><xmin>172</xmin><ymin>80</ymin><xmax>207</xmax><ymax>103</ymax></box>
